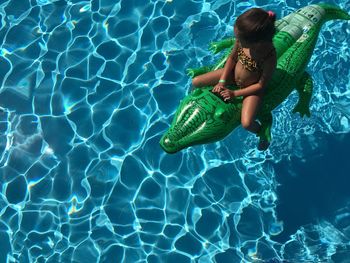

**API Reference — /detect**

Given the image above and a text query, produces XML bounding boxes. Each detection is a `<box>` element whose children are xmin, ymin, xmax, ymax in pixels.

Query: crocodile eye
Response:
<box><xmin>192</xmin><ymin>88</ymin><xmax>203</xmax><ymax>97</ymax></box>
<box><xmin>214</xmin><ymin>107</ymin><xmax>226</xmax><ymax>120</ymax></box>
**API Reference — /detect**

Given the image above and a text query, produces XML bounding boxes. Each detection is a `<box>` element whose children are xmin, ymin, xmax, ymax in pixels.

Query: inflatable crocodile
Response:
<box><xmin>160</xmin><ymin>4</ymin><xmax>350</xmax><ymax>154</ymax></box>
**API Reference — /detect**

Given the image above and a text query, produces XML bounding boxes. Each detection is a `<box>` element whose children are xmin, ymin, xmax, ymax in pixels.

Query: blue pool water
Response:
<box><xmin>0</xmin><ymin>0</ymin><xmax>349</xmax><ymax>262</ymax></box>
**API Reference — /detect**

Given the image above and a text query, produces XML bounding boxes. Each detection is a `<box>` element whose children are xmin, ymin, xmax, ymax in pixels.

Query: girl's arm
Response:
<box><xmin>219</xmin><ymin>40</ymin><xmax>239</xmax><ymax>81</ymax></box>
<box><xmin>232</xmin><ymin>82</ymin><xmax>264</xmax><ymax>97</ymax></box>
<box><xmin>212</xmin><ymin>41</ymin><xmax>239</xmax><ymax>93</ymax></box>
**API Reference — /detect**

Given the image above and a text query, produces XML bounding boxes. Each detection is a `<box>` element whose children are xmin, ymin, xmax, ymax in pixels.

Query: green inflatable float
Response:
<box><xmin>160</xmin><ymin>4</ymin><xmax>350</xmax><ymax>154</ymax></box>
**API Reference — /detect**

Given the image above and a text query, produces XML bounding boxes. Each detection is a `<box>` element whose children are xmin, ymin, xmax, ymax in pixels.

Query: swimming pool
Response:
<box><xmin>0</xmin><ymin>0</ymin><xmax>349</xmax><ymax>262</ymax></box>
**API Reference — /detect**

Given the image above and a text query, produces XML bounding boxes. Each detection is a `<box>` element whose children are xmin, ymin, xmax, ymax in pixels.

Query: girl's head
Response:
<box><xmin>234</xmin><ymin>8</ymin><xmax>276</xmax><ymax>46</ymax></box>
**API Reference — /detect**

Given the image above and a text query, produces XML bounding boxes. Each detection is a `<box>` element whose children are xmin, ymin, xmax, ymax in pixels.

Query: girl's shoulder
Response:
<box><xmin>230</xmin><ymin>40</ymin><xmax>240</xmax><ymax>59</ymax></box>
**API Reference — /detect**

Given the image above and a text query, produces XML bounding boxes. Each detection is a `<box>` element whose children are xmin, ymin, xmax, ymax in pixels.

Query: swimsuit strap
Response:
<box><xmin>237</xmin><ymin>47</ymin><xmax>259</xmax><ymax>72</ymax></box>
<box><xmin>237</xmin><ymin>43</ymin><xmax>275</xmax><ymax>72</ymax></box>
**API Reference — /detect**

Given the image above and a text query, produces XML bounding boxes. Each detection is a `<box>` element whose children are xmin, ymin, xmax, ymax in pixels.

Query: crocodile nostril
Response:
<box><xmin>163</xmin><ymin>136</ymin><xmax>174</xmax><ymax>147</ymax></box>
<box><xmin>160</xmin><ymin>135</ymin><xmax>178</xmax><ymax>154</ymax></box>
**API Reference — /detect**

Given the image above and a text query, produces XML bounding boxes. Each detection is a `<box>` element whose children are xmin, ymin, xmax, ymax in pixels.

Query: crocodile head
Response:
<box><xmin>160</xmin><ymin>88</ymin><xmax>242</xmax><ymax>153</ymax></box>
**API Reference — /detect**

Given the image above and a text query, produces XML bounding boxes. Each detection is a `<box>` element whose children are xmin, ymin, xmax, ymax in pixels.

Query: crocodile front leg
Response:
<box><xmin>186</xmin><ymin>66</ymin><xmax>212</xmax><ymax>78</ymax></box>
<box><xmin>292</xmin><ymin>71</ymin><xmax>313</xmax><ymax>117</ymax></box>
<box><xmin>209</xmin><ymin>38</ymin><xmax>235</xmax><ymax>54</ymax></box>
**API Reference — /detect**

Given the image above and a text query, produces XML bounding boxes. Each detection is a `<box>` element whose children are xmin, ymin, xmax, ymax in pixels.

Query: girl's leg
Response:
<box><xmin>192</xmin><ymin>68</ymin><xmax>235</xmax><ymax>87</ymax></box>
<box><xmin>240</xmin><ymin>94</ymin><xmax>263</xmax><ymax>134</ymax></box>
<box><xmin>241</xmin><ymin>94</ymin><xmax>270</xmax><ymax>150</ymax></box>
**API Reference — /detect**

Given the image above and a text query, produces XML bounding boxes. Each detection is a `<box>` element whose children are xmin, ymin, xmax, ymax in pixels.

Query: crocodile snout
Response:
<box><xmin>160</xmin><ymin>135</ymin><xmax>177</xmax><ymax>154</ymax></box>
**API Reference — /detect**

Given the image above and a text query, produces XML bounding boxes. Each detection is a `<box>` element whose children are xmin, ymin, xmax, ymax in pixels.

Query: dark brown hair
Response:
<box><xmin>234</xmin><ymin>8</ymin><xmax>276</xmax><ymax>44</ymax></box>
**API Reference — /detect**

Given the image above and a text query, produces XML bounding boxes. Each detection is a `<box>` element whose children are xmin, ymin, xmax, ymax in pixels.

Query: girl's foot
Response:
<box><xmin>257</xmin><ymin>139</ymin><xmax>270</xmax><ymax>151</ymax></box>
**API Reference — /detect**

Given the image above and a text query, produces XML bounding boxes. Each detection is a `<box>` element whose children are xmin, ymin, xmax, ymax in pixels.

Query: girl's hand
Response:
<box><xmin>212</xmin><ymin>83</ymin><xmax>226</xmax><ymax>93</ymax></box>
<box><xmin>220</xmin><ymin>88</ymin><xmax>236</xmax><ymax>102</ymax></box>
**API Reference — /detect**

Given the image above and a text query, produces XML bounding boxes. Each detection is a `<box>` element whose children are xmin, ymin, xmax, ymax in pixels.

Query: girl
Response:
<box><xmin>192</xmin><ymin>8</ymin><xmax>277</xmax><ymax>150</ymax></box>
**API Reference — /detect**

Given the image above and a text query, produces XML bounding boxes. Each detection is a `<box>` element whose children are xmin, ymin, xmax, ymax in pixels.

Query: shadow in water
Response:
<box><xmin>271</xmin><ymin>131</ymin><xmax>350</xmax><ymax>243</ymax></box>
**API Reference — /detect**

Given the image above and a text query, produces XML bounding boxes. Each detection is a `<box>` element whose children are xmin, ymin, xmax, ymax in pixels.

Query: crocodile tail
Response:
<box><xmin>318</xmin><ymin>3</ymin><xmax>350</xmax><ymax>21</ymax></box>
